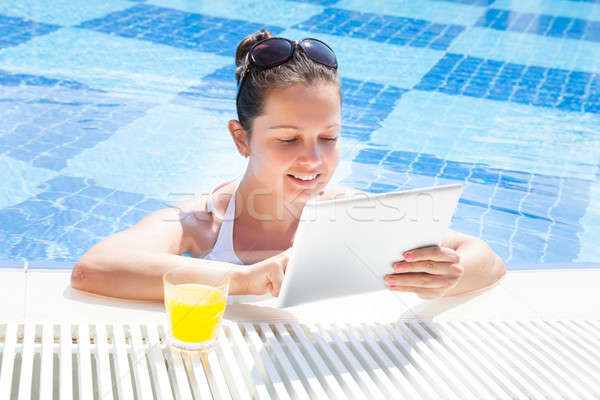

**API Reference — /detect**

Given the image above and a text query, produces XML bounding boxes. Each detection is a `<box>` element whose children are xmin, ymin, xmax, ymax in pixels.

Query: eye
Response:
<box><xmin>321</xmin><ymin>137</ymin><xmax>338</xmax><ymax>142</ymax></box>
<box><xmin>279</xmin><ymin>138</ymin><xmax>297</xmax><ymax>143</ymax></box>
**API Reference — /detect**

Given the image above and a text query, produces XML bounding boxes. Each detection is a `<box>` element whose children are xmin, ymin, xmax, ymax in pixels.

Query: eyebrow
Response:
<box><xmin>268</xmin><ymin>123</ymin><xmax>340</xmax><ymax>130</ymax></box>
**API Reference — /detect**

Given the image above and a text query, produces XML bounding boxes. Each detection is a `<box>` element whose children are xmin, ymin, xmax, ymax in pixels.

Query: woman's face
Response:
<box><xmin>247</xmin><ymin>82</ymin><xmax>342</xmax><ymax>203</ymax></box>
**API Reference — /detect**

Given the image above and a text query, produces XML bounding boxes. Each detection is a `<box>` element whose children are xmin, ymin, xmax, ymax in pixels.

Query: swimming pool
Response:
<box><xmin>0</xmin><ymin>0</ymin><xmax>598</xmax><ymax>269</ymax></box>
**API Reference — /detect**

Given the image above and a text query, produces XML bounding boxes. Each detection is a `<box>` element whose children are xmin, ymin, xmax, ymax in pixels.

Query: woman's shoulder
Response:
<box><xmin>172</xmin><ymin>180</ymin><xmax>237</xmax><ymax>256</ymax></box>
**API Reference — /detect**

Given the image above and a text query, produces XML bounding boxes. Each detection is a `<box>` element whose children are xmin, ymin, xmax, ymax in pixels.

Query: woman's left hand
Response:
<box><xmin>384</xmin><ymin>245</ymin><xmax>464</xmax><ymax>299</ymax></box>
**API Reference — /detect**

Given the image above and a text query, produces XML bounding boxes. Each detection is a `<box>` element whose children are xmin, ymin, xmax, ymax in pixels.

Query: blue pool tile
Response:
<box><xmin>75</xmin><ymin>216</ymin><xmax>114</xmax><ymax>238</ymax></box>
<box><xmin>336</xmin><ymin>0</ymin><xmax>490</xmax><ymax>27</ymax></box>
<box><xmin>0</xmin><ymin>14</ymin><xmax>59</xmax><ymax>50</ymax></box>
<box><xmin>77</xmin><ymin>4</ymin><xmax>285</xmax><ymax>57</ymax></box>
<box><xmin>0</xmin><ymin>69</ymin><xmax>90</xmax><ymax>90</ymax></box>
<box><xmin>476</xmin><ymin>8</ymin><xmax>600</xmax><ymax>44</ymax></box>
<box><xmin>0</xmin><ymin>70</ymin><xmax>154</xmax><ymax>172</ymax></box>
<box><xmin>288</xmin><ymin>0</ymin><xmax>339</xmax><ymax>5</ymax></box>
<box><xmin>147</xmin><ymin>0</ymin><xmax>325</xmax><ymax>28</ymax></box>
<box><xmin>0</xmin><ymin>27</ymin><xmax>232</xmax><ymax>95</ymax></box>
<box><xmin>347</xmin><ymin>144</ymin><xmax>595</xmax><ymax>265</ymax></box>
<box><xmin>340</xmin><ymin>78</ymin><xmax>408</xmax><ymax>142</ymax></box>
<box><xmin>0</xmin><ymin>175</ymin><xmax>167</xmax><ymax>261</ymax></box>
<box><xmin>0</xmin><ymin>0</ymin><xmax>134</xmax><ymax>26</ymax></box>
<box><xmin>136</xmin><ymin>198</ymin><xmax>168</xmax><ymax>212</ymax></box>
<box><xmin>437</xmin><ymin>0</ymin><xmax>495</xmax><ymax>5</ymax></box>
<box><xmin>91</xmin><ymin>203</ymin><xmax>129</xmax><ymax>220</ymax></box>
<box><xmin>414</xmin><ymin>53</ymin><xmax>600</xmax><ymax>114</ymax></box>
<box><xmin>119</xmin><ymin>208</ymin><xmax>150</xmax><ymax>227</ymax></box>
<box><xmin>292</xmin><ymin>8</ymin><xmax>465</xmax><ymax>51</ymax></box>
<box><xmin>104</xmin><ymin>190</ymin><xmax>145</xmax><ymax>207</ymax></box>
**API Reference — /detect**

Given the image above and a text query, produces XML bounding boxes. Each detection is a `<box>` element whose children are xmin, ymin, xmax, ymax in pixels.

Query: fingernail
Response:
<box><xmin>394</xmin><ymin>263</ymin><xmax>402</xmax><ymax>272</ymax></box>
<box><xmin>404</xmin><ymin>252</ymin><xmax>413</xmax><ymax>260</ymax></box>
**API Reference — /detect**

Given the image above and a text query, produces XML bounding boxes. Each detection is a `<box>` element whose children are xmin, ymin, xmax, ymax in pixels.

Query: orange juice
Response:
<box><xmin>164</xmin><ymin>283</ymin><xmax>227</xmax><ymax>344</ymax></box>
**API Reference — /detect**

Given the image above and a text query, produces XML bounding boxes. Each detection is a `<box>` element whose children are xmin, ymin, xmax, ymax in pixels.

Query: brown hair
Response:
<box><xmin>234</xmin><ymin>29</ymin><xmax>342</xmax><ymax>136</ymax></box>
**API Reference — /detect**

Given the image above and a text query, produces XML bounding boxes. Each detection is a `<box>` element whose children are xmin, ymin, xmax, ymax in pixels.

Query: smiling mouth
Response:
<box><xmin>288</xmin><ymin>173</ymin><xmax>319</xmax><ymax>180</ymax></box>
<box><xmin>287</xmin><ymin>173</ymin><xmax>321</xmax><ymax>184</ymax></box>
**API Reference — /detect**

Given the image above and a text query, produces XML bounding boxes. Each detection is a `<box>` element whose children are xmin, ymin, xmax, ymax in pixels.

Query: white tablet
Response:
<box><xmin>274</xmin><ymin>183</ymin><xmax>464</xmax><ymax>308</ymax></box>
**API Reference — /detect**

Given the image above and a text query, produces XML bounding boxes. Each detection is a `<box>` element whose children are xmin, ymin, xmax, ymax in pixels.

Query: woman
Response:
<box><xmin>71</xmin><ymin>30</ymin><xmax>505</xmax><ymax>301</ymax></box>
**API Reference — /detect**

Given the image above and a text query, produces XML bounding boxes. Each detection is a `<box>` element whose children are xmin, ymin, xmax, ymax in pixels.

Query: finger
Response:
<box><xmin>268</xmin><ymin>264</ymin><xmax>285</xmax><ymax>297</ymax></box>
<box><xmin>385</xmin><ymin>272</ymin><xmax>454</xmax><ymax>288</ymax></box>
<box><xmin>393</xmin><ymin>261</ymin><xmax>462</xmax><ymax>276</ymax></box>
<box><xmin>388</xmin><ymin>285</ymin><xmax>445</xmax><ymax>299</ymax></box>
<box><xmin>404</xmin><ymin>245</ymin><xmax>460</xmax><ymax>263</ymax></box>
<box><xmin>280</xmin><ymin>248</ymin><xmax>293</xmax><ymax>274</ymax></box>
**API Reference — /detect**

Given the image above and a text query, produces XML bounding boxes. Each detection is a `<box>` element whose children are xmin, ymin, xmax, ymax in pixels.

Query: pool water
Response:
<box><xmin>0</xmin><ymin>0</ymin><xmax>599</xmax><ymax>269</ymax></box>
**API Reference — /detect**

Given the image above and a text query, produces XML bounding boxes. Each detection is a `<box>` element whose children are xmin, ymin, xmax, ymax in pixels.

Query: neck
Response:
<box><xmin>235</xmin><ymin>171</ymin><xmax>306</xmax><ymax>236</ymax></box>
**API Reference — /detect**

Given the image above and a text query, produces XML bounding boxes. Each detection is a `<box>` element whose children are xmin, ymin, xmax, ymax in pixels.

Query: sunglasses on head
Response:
<box><xmin>236</xmin><ymin>37</ymin><xmax>338</xmax><ymax>106</ymax></box>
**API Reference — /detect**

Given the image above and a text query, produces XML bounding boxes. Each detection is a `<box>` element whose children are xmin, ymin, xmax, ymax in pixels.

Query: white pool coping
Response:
<box><xmin>2</xmin><ymin>267</ymin><xmax>599</xmax><ymax>324</ymax></box>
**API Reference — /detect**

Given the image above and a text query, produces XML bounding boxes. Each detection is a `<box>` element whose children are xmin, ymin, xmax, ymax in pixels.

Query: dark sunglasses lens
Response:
<box><xmin>300</xmin><ymin>39</ymin><xmax>337</xmax><ymax>68</ymax></box>
<box><xmin>252</xmin><ymin>39</ymin><xmax>293</xmax><ymax>67</ymax></box>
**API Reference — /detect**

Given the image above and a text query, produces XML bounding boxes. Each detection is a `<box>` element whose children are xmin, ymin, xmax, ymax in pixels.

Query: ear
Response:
<box><xmin>228</xmin><ymin>120</ymin><xmax>250</xmax><ymax>158</ymax></box>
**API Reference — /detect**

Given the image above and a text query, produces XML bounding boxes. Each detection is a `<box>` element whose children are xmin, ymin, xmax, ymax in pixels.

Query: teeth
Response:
<box><xmin>291</xmin><ymin>173</ymin><xmax>318</xmax><ymax>181</ymax></box>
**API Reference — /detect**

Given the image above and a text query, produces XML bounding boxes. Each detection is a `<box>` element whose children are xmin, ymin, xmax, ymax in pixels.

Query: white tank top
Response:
<box><xmin>204</xmin><ymin>178</ymin><xmax>274</xmax><ymax>303</ymax></box>
<box><xmin>203</xmin><ymin>177</ymin><xmax>245</xmax><ymax>265</ymax></box>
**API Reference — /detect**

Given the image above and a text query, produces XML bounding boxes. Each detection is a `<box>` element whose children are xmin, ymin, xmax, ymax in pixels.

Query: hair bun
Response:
<box><xmin>235</xmin><ymin>29</ymin><xmax>273</xmax><ymax>81</ymax></box>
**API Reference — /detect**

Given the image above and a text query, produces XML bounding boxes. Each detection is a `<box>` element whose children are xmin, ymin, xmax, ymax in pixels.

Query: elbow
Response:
<box><xmin>71</xmin><ymin>256</ymin><xmax>103</xmax><ymax>294</ymax></box>
<box><xmin>490</xmin><ymin>253</ymin><xmax>506</xmax><ymax>286</ymax></box>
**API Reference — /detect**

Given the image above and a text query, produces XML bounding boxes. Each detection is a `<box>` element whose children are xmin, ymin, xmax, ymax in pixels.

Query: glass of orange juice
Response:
<box><xmin>163</xmin><ymin>268</ymin><xmax>230</xmax><ymax>352</ymax></box>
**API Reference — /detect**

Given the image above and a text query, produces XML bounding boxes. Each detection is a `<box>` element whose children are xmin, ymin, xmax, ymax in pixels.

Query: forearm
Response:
<box><xmin>444</xmin><ymin>237</ymin><xmax>506</xmax><ymax>297</ymax></box>
<box><xmin>71</xmin><ymin>250</ymin><xmax>248</xmax><ymax>301</ymax></box>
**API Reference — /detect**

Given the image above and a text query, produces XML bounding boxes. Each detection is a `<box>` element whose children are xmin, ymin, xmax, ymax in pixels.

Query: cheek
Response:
<box><xmin>324</xmin><ymin>142</ymin><xmax>341</xmax><ymax>168</ymax></box>
<box><xmin>251</xmin><ymin>144</ymin><xmax>293</xmax><ymax>175</ymax></box>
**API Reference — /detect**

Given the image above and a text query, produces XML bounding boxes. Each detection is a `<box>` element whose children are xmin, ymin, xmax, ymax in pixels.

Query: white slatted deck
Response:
<box><xmin>0</xmin><ymin>320</ymin><xmax>599</xmax><ymax>399</ymax></box>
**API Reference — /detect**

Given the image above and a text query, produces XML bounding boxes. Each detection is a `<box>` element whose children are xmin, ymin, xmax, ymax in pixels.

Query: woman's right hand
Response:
<box><xmin>242</xmin><ymin>248</ymin><xmax>292</xmax><ymax>297</ymax></box>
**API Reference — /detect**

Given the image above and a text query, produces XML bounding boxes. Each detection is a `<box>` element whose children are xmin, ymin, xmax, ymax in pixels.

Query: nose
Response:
<box><xmin>297</xmin><ymin>138</ymin><xmax>321</xmax><ymax>166</ymax></box>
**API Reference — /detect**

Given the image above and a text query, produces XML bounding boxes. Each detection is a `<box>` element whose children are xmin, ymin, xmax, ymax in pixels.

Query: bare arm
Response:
<box><xmin>441</xmin><ymin>229</ymin><xmax>506</xmax><ymax>297</ymax></box>
<box><xmin>70</xmin><ymin>201</ymin><xmax>248</xmax><ymax>302</ymax></box>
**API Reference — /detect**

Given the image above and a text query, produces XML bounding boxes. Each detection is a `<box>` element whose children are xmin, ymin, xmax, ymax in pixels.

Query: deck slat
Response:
<box><xmin>304</xmin><ymin>324</ymin><xmax>367</xmax><ymax>399</ymax></box>
<box><xmin>165</xmin><ymin>346</ymin><xmax>194</xmax><ymax>399</ymax></box>
<box><xmin>385</xmin><ymin>322</ymin><xmax>460</xmax><ymax>399</ymax></box>
<box><xmin>0</xmin><ymin>323</ymin><xmax>18</xmax><ymax>397</ymax></box>
<box><xmin>339</xmin><ymin>323</ymin><xmax>401</xmax><ymax>399</ymax></box>
<box><xmin>1</xmin><ymin>320</ymin><xmax>598</xmax><ymax>399</ymax></box>
<box><xmin>369</xmin><ymin>323</ymin><xmax>440</xmax><ymax>400</ymax></box>
<box><xmin>318</xmin><ymin>322</ymin><xmax>387</xmax><ymax>400</ymax></box>
<box><xmin>450</xmin><ymin>321</ymin><xmax>546</xmax><ymax>399</ymax></box>
<box><xmin>258</xmin><ymin>323</ymin><xmax>311</xmax><ymax>400</ymax></box>
<box><xmin>395</xmin><ymin>321</ymin><xmax>475</xmax><ymax>399</ymax></box>
<box><xmin>274</xmin><ymin>323</ymin><xmax>329</xmax><ymax>399</ymax></box>
<box><xmin>94</xmin><ymin>324</ymin><xmax>114</xmax><ymax>400</ymax></box>
<box><xmin>39</xmin><ymin>323</ymin><xmax>54</xmax><ymax>400</ymax></box>
<box><xmin>408</xmin><ymin>321</ymin><xmax>499</xmax><ymax>399</ymax></box>
<box><xmin>227</xmin><ymin>322</ymin><xmax>271</xmax><ymax>400</ymax></box>
<box><xmin>76</xmin><ymin>324</ymin><xmax>93</xmax><ymax>400</ymax></box>
<box><xmin>423</xmin><ymin>321</ymin><xmax>517</xmax><ymax>400</ymax></box>
<box><xmin>353</xmin><ymin>324</ymin><xmax>423</xmax><ymax>399</ymax></box>
<box><xmin>146</xmin><ymin>324</ymin><xmax>174</xmax><ymax>400</ymax></box>
<box><xmin>206</xmin><ymin>342</ymin><xmax>234</xmax><ymax>400</ymax></box>
<box><xmin>187</xmin><ymin>351</ymin><xmax>213</xmax><ymax>400</ymax></box>
<box><xmin>17</xmin><ymin>323</ymin><xmax>35</xmax><ymax>399</ymax></box>
<box><xmin>244</xmin><ymin>322</ymin><xmax>291</xmax><ymax>400</ymax></box>
<box><xmin>287</xmin><ymin>322</ymin><xmax>349</xmax><ymax>399</ymax></box>
<box><xmin>59</xmin><ymin>324</ymin><xmax>72</xmax><ymax>400</ymax></box>
<box><xmin>473</xmin><ymin>321</ymin><xmax>576</xmax><ymax>398</ymax></box>
<box><xmin>495</xmin><ymin>321</ymin><xmax>598</xmax><ymax>399</ymax></box>
<box><xmin>129</xmin><ymin>324</ymin><xmax>154</xmax><ymax>400</ymax></box>
<box><xmin>216</xmin><ymin>323</ymin><xmax>255</xmax><ymax>400</ymax></box>
<box><xmin>112</xmin><ymin>324</ymin><xmax>135</xmax><ymax>400</ymax></box>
